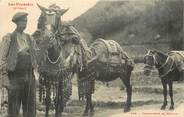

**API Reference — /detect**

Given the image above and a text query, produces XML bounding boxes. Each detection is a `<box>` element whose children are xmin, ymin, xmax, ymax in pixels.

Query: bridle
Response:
<box><xmin>44</xmin><ymin>30</ymin><xmax>63</xmax><ymax>65</ymax></box>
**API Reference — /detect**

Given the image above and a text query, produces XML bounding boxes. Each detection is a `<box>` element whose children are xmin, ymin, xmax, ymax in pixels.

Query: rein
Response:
<box><xmin>44</xmin><ymin>30</ymin><xmax>63</xmax><ymax>65</ymax></box>
<box><xmin>46</xmin><ymin>51</ymin><xmax>62</xmax><ymax>64</ymax></box>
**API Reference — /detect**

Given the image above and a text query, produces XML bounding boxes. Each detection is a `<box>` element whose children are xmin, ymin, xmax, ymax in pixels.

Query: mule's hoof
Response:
<box><xmin>82</xmin><ymin>112</ymin><xmax>89</xmax><ymax>116</ymax></box>
<box><xmin>89</xmin><ymin>111</ymin><xmax>95</xmax><ymax>117</ymax></box>
<box><xmin>169</xmin><ymin>106</ymin><xmax>174</xmax><ymax>110</ymax></box>
<box><xmin>161</xmin><ymin>105</ymin><xmax>166</xmax><ymax>110</ymax></box>
<box><xmin>124</xmin><ymin>107</ymin><xmax>130</xmax><ymax>112</ymax></box>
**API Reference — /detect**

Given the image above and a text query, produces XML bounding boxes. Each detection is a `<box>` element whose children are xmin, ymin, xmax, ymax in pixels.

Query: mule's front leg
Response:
<box><xmin>161</xmin><ymin>80</ymin><xmax>167</xmax><ymax>110</ymax></box>
<box><xmin>89</xmin><ymin>93</ymin><xmax>94</xmax><ymax>116</ymax></box>
<box><xmin>46</xmin><ymin>84</ymin><xmax>51</xmax><ymax>117</ymax></box>
<box><xmin>169</xmin><ymin>82</ymin><xmax>174</xmax><ymax>110</ymax></box>
<box><xmin>83</xmin><ymin>94</ymin><xmax>91</xmax><ymax>116</ymax></box>
<box><xmin>55</xmin><ymin>81</ymin><xmax>64</xmax><ymax>117</ymax></box>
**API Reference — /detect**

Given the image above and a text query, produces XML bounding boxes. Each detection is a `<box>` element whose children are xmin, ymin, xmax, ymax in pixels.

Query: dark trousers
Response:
<box><xmin>7</xmin><ymin>69</ymin><xmax>36</xmax><ymax>117</ymax></box>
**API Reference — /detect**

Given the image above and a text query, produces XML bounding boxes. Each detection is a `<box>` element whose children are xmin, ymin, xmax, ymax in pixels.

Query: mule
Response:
<box><xmin>78</xmin><ymin>39</ymin><xmax>134</xmax><ymax>116</ymax></box>
<box><xmin>144</xmin><ymin>50</ymin><xmax>184</xmax><ymax>110</ymax></box>
<box><xmin>33</xmin><ymin>4</ymin><xmax>82</xmax><ymax>117</ymax></box>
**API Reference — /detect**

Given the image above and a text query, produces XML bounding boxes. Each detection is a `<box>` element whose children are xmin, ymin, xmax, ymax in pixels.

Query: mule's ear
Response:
<box><xmin>59</xmin><ymin>8</ymin><xmax>69</xmax><ymax>16</ymax></box>
<box><xmin>144</xmin><ymin>47</ymin><xmax>149</xmax><ymax>53</ymax></box>
<box><xmin>37</xmin><ymin>3</ymin><xmax>49</xmax><ymax>12</ymax></box>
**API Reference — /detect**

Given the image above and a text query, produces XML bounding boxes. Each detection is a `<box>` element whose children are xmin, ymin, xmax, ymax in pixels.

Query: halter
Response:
<box><xmin>47</xmin><ymin>30</ymin><xmax>58</xmax><ymax>43</ymax></box>
<box><xmin>144</xmin><ymin>53</ymin><xmax>155</xmax><ymax>69</ymax></box>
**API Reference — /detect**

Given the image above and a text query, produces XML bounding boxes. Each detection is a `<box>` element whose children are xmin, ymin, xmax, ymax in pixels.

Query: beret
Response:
<box><xmin>12</xmin><ymin>12</ymin><xmax>28</xmax><ymax>23</ymax></box>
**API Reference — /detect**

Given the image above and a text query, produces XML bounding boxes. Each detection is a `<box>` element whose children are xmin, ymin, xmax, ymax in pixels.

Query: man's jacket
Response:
<box><xmin>0</xmin><ymin>31</ymin><xmax>38</xmax><ymax>72</ymax></box>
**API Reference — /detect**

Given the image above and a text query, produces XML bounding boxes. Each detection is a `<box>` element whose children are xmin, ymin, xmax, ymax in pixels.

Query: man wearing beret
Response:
<box><xmin>0</xmin><ymin>12</ymin><xmax>38</xmax><ymax>117</ymax></box>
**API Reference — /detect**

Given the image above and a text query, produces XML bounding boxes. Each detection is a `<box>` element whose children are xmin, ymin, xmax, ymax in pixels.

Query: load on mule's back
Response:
<box><xmin>91</xmin><ymin>39</ymin><xmax>129</xmax><ymax>63</ymax></box>
<box><xmin>168</xmin><ymin>51</ymin><xmax>184</xmax><ymax>81</ymax></box>
<box><xmin>90</xmin><ymin>39</ymin><xmax>133</xmax><ymax>78</ymax></box>
<box><xmin>32</xmin><ymin>3</ymin><xmax>83</xmax><ymax>117</ymax></box>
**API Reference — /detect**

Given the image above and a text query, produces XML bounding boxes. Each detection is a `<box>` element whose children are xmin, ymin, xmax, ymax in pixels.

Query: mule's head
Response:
<box><xmin>143</xmin><ymin>50</ymin><xmax>156</xmax><ymax>76</ymax></box>
<box><xmin>37</xmin><ymin>4</ymin><xmax>69</xmax><ymax>29</ymax></box>
<box><xmin>144</xmin><ymin>49</ymin><xmax>169</xmax><ymax>76</ymax></box>
<box><xmin>36</xmin><ymin>3</ymin><xmax>69</xmax><ymax>48</ymax></box>
<box><xmin>37</xmin><ymin>4</ymin><xmax>68</xmax><ymax>49</ymax></box>
<box><xmin>36</xmin><ymin>4</ymin><xmax>69</xmax><ymax>52</ymax></box>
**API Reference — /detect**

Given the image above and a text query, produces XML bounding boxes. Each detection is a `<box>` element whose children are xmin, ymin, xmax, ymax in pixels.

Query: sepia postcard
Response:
<box><xmin>0</xmin><ymin>0</ymin><xmax>184</xmax><ymax>117</ymax></box>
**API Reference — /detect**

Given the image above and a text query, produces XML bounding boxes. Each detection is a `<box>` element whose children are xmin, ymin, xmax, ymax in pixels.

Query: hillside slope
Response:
<box><xmin>72</xmin><ymin>0</ymin><xmax>183</xmax><ymax>56</ymax></box>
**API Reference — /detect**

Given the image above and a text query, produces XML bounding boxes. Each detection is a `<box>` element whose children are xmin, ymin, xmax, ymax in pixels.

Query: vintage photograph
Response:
<box><xmin>0</xmin><ymin>0</ymin><xmax>184</xmax><ymax>117</ymax></box>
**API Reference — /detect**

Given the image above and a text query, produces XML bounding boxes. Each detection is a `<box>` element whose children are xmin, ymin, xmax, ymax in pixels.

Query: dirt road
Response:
<box><xmin>34</xmin><ymin>81</ymin><xmax>184</xmax><ymax>117</ymax></box>
<box><xmin>1</xmin><ymin>65</ymin><xmax>184</xmax><ymax>117</ymax></box>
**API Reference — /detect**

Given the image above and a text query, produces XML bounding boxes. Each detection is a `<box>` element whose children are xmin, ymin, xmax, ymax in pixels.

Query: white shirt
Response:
<box><xmin>16</xmin><ymin>32</ymin><xmax>29</xmax><ymax>52</ymax></box>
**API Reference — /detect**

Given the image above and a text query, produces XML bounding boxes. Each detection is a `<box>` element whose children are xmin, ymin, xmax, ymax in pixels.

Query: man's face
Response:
<box><xmin>16</xmin><ymin>17</ymin><xmax>28</xmax><ymax>31</ymax></box>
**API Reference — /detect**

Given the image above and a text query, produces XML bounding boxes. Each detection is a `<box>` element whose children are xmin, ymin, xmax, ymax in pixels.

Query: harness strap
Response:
<box><xmin>159</xmin><ymin>57</ymin><xmax>175</xmax><ymax>78</ymax></box>
<box><xmin>155</xmin><ymin>55</ymin><xmax>170</xmax><ymax>70</ymax></box>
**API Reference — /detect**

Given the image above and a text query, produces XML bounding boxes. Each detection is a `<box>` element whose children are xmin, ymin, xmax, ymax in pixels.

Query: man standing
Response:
<box><xmin>0</xmin><ymin>12</ymin><xmax>37</xmax><ymax>117</ymax></box>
